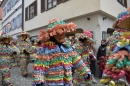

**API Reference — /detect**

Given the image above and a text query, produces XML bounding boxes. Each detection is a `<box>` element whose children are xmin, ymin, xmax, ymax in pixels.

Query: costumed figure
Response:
<box><xmin>100</xmin><ymin>8</ymin><xmax>130</xmax><ymax>86</ymax></box>
<box><xmin>30</xmin><ymin>38</ymin><xmax>41</xmax><ymax>62</ymax></box>
<box><xmin>17</xmin><ymin>31</ymin><xmax>36</xmax><ymax>77</ymax></box>
<box><xmin>73</xmin><ymin>30</ymin><xmax>97</xmax><ymax>85</ymax></box>
<box><xmin>0</xmin><ymin>33</ymin><xmax>20</xmax><ymax>86</ymax></box>
<box><xmin>33</xmin><ymin>19</ymin><xmax>92</xmax><ymax>86</ymax></box>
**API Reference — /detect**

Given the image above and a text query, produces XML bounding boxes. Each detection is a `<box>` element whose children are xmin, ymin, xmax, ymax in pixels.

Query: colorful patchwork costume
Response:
<box><xmin>0</xmin><ymin>33</ymin><xmax>20</xmax><ymax>86</ymax></box>
<box><xmin>17</xmin><ymin>31</ymin><xmax>36</xmax><ymax>77</ymax></box>
<box><xmin>73</xmin><ymin>31</ymin><xmax>97</xmax><ymax>85</ymax></box>
<box><xmin>33</xmin><ymin>19</ymin><xmax>91</xmax><ymax>86</ymax></box>
<box><xmin>100</xmin><ymin>8</ymin><xmax>130</xmax><ymax>86</ymax></box>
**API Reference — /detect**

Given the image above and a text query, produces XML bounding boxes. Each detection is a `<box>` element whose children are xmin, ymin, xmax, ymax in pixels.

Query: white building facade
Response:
<box><xmin>1</xmin><ymin>0</ymin><xmax>22</xmax><ymax>38</ymax></box>
<box><xmin>24</xmin><ymin>0</ymin><xmax>130</xmax><ymax>49</ymax></box>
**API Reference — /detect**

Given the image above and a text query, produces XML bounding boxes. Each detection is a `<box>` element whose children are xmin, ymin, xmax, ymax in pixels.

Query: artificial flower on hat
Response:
<box><xmin>38</xmin><ymin>18</ymin><xmax>76</xmax><ymax>41</ymax></box>
<box><xmin>83</xmin><ymin>30</ymin><xmax>93</xmax><ymax>38</ymax></box>
<box><xmin>18</xmin><ymin>31</ymin><xmax>30</xmax><ymax>38</ymax></box>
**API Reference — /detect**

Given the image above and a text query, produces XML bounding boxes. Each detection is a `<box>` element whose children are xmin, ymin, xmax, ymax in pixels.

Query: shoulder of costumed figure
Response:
<box><xmin>38</xmin><ymin>18</ymin><xmax>76</xmax><ymax>42</ymax></box>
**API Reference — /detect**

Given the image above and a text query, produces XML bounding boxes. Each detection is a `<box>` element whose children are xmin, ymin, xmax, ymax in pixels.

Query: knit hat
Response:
<box><xmin>38</xmin><ymin>19</ymin><xmax>76</xmax><ymax>41</ymax></box>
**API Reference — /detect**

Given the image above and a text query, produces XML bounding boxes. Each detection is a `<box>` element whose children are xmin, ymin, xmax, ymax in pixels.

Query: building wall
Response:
<box><xmin>2</xmin><ymin>0</ymin><xmax>22</xmax><ymax>38</ymax></box>
<box><xmin>2</xmin><ymin>7</ymin><xmax>22</xmax><ymax>38</ymax></box>
<box><xmin>24</xmin><ymin>0</ymin><xmax>101</xmax><ymax>31</ymax></box>
<box><xmin>127</xmin><ymin>0</ymin><xmax>130</xmax><ymax>7</ymax></box>
<box><xmin>2</xmin><ymin>0</ymin><xmax>22</xmax><ymax>21</ymax></box>
<box><xmin>100</xmin><ymin>0</ymin><xmax>128</xmax><ymax>17</ymax></box>
<box><xmin>65</xmin><ymin>14</ymin><xmax>114</xmax><ymax>51</ymax></box>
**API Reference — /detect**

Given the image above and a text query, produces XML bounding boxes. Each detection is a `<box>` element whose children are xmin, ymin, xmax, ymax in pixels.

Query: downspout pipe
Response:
<box><xmin>22</xmin><ymin>0</ymin><xmax>24</xmax><ymax>31</ymax></box>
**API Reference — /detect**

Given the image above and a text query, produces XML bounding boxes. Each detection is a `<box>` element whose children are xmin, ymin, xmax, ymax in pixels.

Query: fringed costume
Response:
<box><xmin>100</xmin><ymin>8</ymin><xmax>130</xmax><ymax>86</ymax></box>
<box><xmin>73</xmin><ymin>30</ymin><xmax>97</xmax><ymax>85</ymax></box>
<box><xmin>17</xmin><ymin>31</ymin><xmax>36</xmax><ymax>77</ymax></box>
<box><xmin>0</xmin><ymin>33</ymin><xmax>20</xmax><ymax>86</ymax></box>
<box><xmin>33</xmin><ymin>19</ymin><xmax>91</xmax><ymax>86</ymax></box>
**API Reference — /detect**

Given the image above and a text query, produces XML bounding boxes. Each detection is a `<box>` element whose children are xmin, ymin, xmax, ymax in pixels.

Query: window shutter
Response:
<box><xmin>57</xmin><ymin>0</ymin><xmax>62</xmax><ymax>4</ymax></box>
<box><xmin>124</xmin><ymin>0</ymin><xmax>127</xmax><ymax>8</ymax></box>
<box><xmin>41</xmin><ymin>0</ymin><xmax>45</xmax><ymax>12</ymax></box>
<box><xmin>63</xmin><ymin>0</ymin><xmax>68</xmax><ymax>2</ymax></box>
<box><xmin>34</xmin><ymin>0</ymin><xmax>37</xmax><ymax>16</ymax></box>
<box><xmin>25</xmin><ymin>7</ymin><xmax>28</xmax><ymax>21</ymax></box>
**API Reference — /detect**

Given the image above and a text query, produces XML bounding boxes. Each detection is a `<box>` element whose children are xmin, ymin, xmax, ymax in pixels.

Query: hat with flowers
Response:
<box><xmin>38</xmin><ymin>18</ymin><xmax>76</xmax><ymax>41</ymax></box>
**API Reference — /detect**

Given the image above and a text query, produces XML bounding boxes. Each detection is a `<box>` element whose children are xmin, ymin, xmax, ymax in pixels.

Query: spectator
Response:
<box><xmin>97</xmin><ymin>40</ymin><xmax>107</xmax><ymax>60</ymax></box>
<box><xmin>97</xmin><ymin>40</ymin><xmax>107</xmax><ymax>78</ymax></box>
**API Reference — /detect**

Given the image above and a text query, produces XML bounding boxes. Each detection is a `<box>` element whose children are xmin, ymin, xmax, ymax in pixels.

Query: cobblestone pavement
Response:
<box><xmin>0</xmin><ymin>63</ymin><xmax>103</xmax><ymax>86</ymax></box>
<box><xmin>0</xmin><ymin>63</ymin><xmax>33</xmax><ymax>86</ymax></box>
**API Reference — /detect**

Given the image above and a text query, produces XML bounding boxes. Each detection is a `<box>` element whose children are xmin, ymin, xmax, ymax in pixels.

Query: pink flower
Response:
<box><xmin>83</xmin><ymin>30</ymin><xmax>93</xmax><ymax>38</ymax></box>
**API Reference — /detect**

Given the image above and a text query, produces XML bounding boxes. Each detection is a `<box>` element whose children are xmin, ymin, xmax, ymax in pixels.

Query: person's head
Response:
<box><xmin>3</xmin><ymin>38</ymin><xmax>10</xmax><ymax>44</ymax></box>
<box><xmin>101</xmin><ymin>40</ymin><xmax>106</xmax><ymax>46</ymax></box>
<box><xmin>21</xmin><ymin>34</ymin><xmax>27</xmax><ymax>40</ymax></box>
<box><xmin>54</xmin><ymin>33</ymin><xmax>65</xmax><ymax>43</ymax></box>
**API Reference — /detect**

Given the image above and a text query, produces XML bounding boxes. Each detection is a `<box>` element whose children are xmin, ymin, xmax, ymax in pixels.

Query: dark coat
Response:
<box><xmin>97</xmin><ymin>45</ymin><xmax>106</xmax><ymax>60</ymax></box>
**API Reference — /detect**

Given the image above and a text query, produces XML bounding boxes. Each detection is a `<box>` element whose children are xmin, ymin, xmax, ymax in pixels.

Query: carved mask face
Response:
<box><xmin>3</xmin><ymin>38</ymin><xmax>10</xmax><ymax>44</ymax></box>
<box><xmin>54</xmin><ymin>33</ymin><xmax>65</xmax><ymax>43</ymax></box>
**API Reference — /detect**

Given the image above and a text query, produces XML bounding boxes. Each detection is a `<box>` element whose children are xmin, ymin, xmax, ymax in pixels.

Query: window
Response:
<box><xmin>2</xmin><ymin>26</ymin><xmax>5</xmax><ymax>33</ymax></box>
<box><xmin>26</xmin><ymin>0</ymin><xmax>37</xmax><ymax>20</ymax></box>
<box><xmin>102</xmin><ymin>31</ymin><xmax>107</xmax><ymax>40</ymax></box>
<box><xmin>13</xmin><ymin>18</ymin><xmax>17</xmax><ymax>30</ymax></box>
<box><xmin>47</xmin><ymin>0</ymin><xmax>57</xmax><ymax>9</ymax></box>
<box><xmin>41</xmin><ymin>0</ymin><xmax>69</xmax><ymax>12</ymax></box>
<box><xmin>11</xmin><ymin>20</ymin><xmax>14</xmax><ymax>30</ymax></box>
<box><xmin>3</xmin><ymin>7</ymin><xmax>6</xmax><ymax>17</ymax></box>
<box><xmin>29</xmin><ymin>3</ymin><xmax>34</xmax><ymax>19</ymax></box>
<box><xmin>10</xmin><ymin>0</ymin><xmax>13</xmax><ymax>8</ymax></box>
<box><xmin>117</xmin><ymin>0</ymin><xmax>127</xmax><ymax>8</ymax></box>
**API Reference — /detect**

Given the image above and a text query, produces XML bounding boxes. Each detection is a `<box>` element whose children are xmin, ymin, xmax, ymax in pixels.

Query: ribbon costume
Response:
<box><xmin>73</xmin><ymin>31</ymin><xmax>97</xmax><ymax>86</ymax></box>
<box><xmin>33</xmin><ymin>19</ymin><xmax>91</xmax><ymax>86</ymax></box>
<box><xmin>100</xmin><ymin>8</ymin><xmax>130</xmax><ymax>86</ymax></box>
<box><xmin>17</xmin><ymin>31</ymin><xmax>36</xmax><ymax>77</ymax></box>
<box><xmin>0</xmin><ymin>33</ymin><xmax>20</xmax><ymax>86</ymax></box>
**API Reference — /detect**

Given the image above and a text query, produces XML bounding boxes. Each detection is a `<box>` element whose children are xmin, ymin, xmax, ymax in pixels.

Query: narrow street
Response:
<box><xmin>0</xmin><ymin>63</ymin><xmax>102</xmax><ymax>86</ymax></box>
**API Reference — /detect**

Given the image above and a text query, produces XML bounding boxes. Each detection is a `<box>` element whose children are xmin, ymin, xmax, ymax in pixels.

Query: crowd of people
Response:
<box><xmin>0</xmin><ymin>7</ymin><xmax>130</xmax><ymax>86</ymax></box>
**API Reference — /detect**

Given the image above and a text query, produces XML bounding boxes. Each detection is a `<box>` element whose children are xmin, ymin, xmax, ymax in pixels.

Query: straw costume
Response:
<box><xmin>17</xmin><ymin>31</ymin><xmax>36</xmax><ymax>77</ymax></box>
<box><xmin>33</xmin><ymin>19</ymin><xmax>91</xmax><ymax>86</ymax></box>
<box><xmin>0</xmin><ymin>33</ymin><xmax>20</xmax><ymax>86</ymax></box>
<box><xmin>100</xmin><ymin>8</ymin><xmax>130</xmax><ymax>86</ymax></box>
<box><xmin>73</xmin><ymin>30</ymin><xmax>97</xmax><ymax>86</ymax></box>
